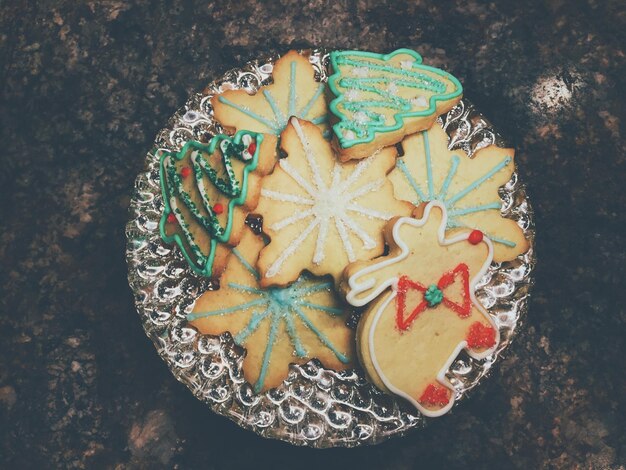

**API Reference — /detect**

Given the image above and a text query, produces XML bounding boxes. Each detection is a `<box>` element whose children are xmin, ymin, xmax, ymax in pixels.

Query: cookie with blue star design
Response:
<box><xmin>189</xmin><ymin>227</ymin><xmax>354</xmax><ymax>393</ymax></box>
<box><xmin>211</xmin><ymin>50</ymin><xmax>329</xmax><ymax>139</ymax></box>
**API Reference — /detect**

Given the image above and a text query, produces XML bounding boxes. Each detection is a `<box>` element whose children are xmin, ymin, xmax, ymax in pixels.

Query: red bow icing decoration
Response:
<box><xmin>395</xmin><ymin>263</ymin><xmax>472</xmax><ymax>331</ymax></box>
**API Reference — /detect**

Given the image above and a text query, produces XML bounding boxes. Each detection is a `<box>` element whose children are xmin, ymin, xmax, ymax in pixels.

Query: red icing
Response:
<box><xmin>466</xmin><ymin>321</ymin><xmax>496</xmax><ymax>349</ymax></box>
<box><xmin>395</xmin><ymin>263</ymin><xmax>472</xmax><ymax>331</ymax></box>
<box><xmin>468</xmin><ymin>229</ymin><xmax>483</xmax><ymax>245</ymax></box>
<box><xmin>181</xmin><ymin>167</ymin><xmax>192</xmax><ymax>179</ymax></box>
<box><xmin>419</xmin><ymin>384</ymin><xmax>450</xmax><ymax>407</ymax></box>
<box><xmin>247</xmin><ymin>141</ymin><xmax>257</xmax><ymax>155</ymax></box>
<box><xmin>166</xmin><ymin>213</ymin><xmax>177</xmax><ymax>224</ymax></box>
<box><xmin>213</xmin><ymin>203</ymin><xmax>225</xmax><ymax>215</ymax></box>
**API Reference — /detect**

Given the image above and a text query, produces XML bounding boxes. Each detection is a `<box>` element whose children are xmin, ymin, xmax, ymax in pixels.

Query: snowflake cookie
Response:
<box><xmin>159</xmin><ymin>131</ymin><xmax>277</xmax><ymax>277</ymax></box>
<box><xmin>342</xmin><ymin>201</ymin><xmax>498</xmax><ymax>417</ymax></box>
<box><xmin>389</xmin><ymin>124</ymin><xmax>529</xmax><ymax>262</ymax></box>
<box><xmin>328</xmin><ymin>48</ymin><xmax>463</xmax><ymax>160</ymax></box>
<box><xmin>254</xmin><ymin>117</ymin><xmax>413</xmax><ymax>287</ymax></box>
<box><xmin>211</xmin><ymin>50</ymin><xmax>329</xmax><ymax>138</ymax></box>
<box><xmin>189</xmin><ymin>227</ymin><xmax>354</xmax><ymax>393</ymax></box>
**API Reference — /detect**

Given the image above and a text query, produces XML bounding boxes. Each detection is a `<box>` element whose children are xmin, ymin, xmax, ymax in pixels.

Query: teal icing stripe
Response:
<box><xmin>234</xmin><ymin>308</ymin><xmax>272</xmax><ymax>344</ymax></box>
<box><xmin>227</xmin><ymin>282</ymin><xmax>264</xmax><ymax>295</ymax></box>
<box><xmin>438</xmin><ymin>155</ymin><xmax>460</xmax><ymax>200</ymax></box>
<box><xmin>311</xmin><ymin>114</ymin><xmax>329</xmax><ymax>125</ymax></box>
<box><xmin>218</xmin><ymin>96</ymin><xmax>279</xmax><ymax>133</ymax></box>
<box><xmin>254</xmin><ymin>314</ymin><xmax>281</xmax><ymax>393</ymax></box>
<box><xmin>448</xmin><ymin>202</ymin><xmax>502</xmax><ymax>217</ymax></box>
<box><xmin>446</xmin><ymin>156</ymin><xmax>511</xmax><ymax>205</ymax></box>
<box><xmin>232</xmin><ymin>248</ymin><xmax>260</xmax><ymax>280</ymax></box>
<box><xmin>298</xmin><ymin>301</ymin><xmax>344</xmax><ymax>316</ymax></box>
<box><xmin>187</xmin><ymin>298</ymin><xmax>268</xmax><ymax>321</ymax></box>
<box><xmin>299</xmin><ymin>82</ymin><xmax>325</xmax><ymax>118</ymax></box>
<box><xmin>262</xmin><ymin>90</ymin><xmax>286</xmax><ymax>126</ymax></box>
<box><xmin>487</xmin><ymin>235</ymin><xmax>517</xmax><ymax>248</ymax></box>
<box><xmin>293</xmin><ymin>306</ymin><xmax>349</xmax><ymax>364</ymax></box>
<box><xmin>423</xmin><ymin>131</ymin><xmax>435</xmax><ymax>199</ymax></box>
<box><xmin>288</xmin><ymin>61</ymin><xmax>297</xmax><ymax>116</ymax></box>
<box><xmin>283</xmin><ymin>312</ymin><xmax>307</xmax><ymax>357</ymax></box>
<box><xmin>396</xmin><ymin>158</ymin><xmax>427</xmax><ymax>201</ymax></box>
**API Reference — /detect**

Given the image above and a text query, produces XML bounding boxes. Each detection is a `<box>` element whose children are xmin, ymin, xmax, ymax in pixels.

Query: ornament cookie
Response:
<box><xmin>343</xmin><ymin>201</ymin><xmax>498</xmax><ymax>417</ymax></box>
<box><xmin>212</xmin><ymin>50</ymin><xmax>329</xmax><ymax>138</ymax></box>
<box><xmin>254</xmin><ymin>117</ymin><xmax>413</xmax><ymax>287</ymax></box>
<box><xmin>390</xmin><ymin>124</ymin><xmax>529</xmax><ymax>262</ymax></box>
<box><xmin>159</xmin><ymin>131</ymin><xmax>277</xmax><ymax>277</ymax></box>
<box><xmin>189</xmin><ymin>227</ymin><xmax>354</xmax><ymax>393</ymax></box>
<box><xmin>328</xmin><ymin>48</ymin><xmax>463</xmax><ymax>160</ymax></box>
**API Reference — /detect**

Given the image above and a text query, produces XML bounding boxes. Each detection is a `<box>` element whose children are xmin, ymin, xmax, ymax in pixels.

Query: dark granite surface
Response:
<box><xmin>1</xmin><ymin>0</ymin><xmax>625</xmax><ymax>468</ymax></box>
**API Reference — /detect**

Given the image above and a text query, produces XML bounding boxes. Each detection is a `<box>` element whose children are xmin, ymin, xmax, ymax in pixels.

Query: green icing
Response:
<box><xmin>327</xmin><ymin>48</ymin><xmax>463</xmax><ymax>150</ymax></box>
<box><xmin>424</xmin><ymin>284</ymin><xmax>443</xmax><ymax>308</ymax></box>
<box><xmin>158</xmin><ymin>131</ymin><xmax>264</xmax><ymax>277</ymax></box>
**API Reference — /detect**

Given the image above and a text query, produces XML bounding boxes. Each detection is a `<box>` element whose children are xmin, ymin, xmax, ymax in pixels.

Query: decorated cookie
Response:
<box><xmin>189</xmin><ymin>227</ymin><xmax>354</xmax><ymax>393</ymax></box>
<box><xmin>159</xmin><ymin>131</ymin><xmax>277</xmax><ymax>277</ymax></box>
<box><xmin>389</xmin><ymin>124</ymin><xmax>529</xmax><ymax>262</ymax></box>
<box><xmin>211</xmin><ymin>50</ymin><xmax>329</xmax><ymax>138</ymax></box>
<box><xmin>343</xmin><ymin>201</ymin><xmax>498</xmax><ymax>417</ymax></box>
<box><xmin>328</xmin><ymin>48</ymin><xmax>463</xmax><ymax>160</ymax></box>
<box><xmin>254</xmin><ymin>117</ymin><xmax>413</xmax><ymax>287</ymax></box>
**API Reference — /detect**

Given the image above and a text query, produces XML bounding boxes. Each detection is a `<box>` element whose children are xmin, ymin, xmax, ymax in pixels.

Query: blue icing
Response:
<box><xmin>397</xmin><ymin>130</ymin><xmax>517</xmax><ymax>248</ymax></box>
<box><xmin>217</xmin><ymin>59</ymin><xmax>329</xmax><ymax>136</ymax></box>
<box><xmin>188</xmin><ymin>253</ymin><xmax>348</xmax><ymax>393</ymax></box>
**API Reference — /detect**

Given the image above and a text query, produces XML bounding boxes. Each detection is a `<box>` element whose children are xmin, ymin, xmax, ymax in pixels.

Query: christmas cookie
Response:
<box><xmin>159</xmin><ymin>131</ymin><xmax>277</xmax><ymax>277</ymax></box>
<box><xmin>211</xmin><ymin>50</ymin><xmax>329</xmax><ymax>138</ymax></box>
<box><xmin>254</xmin><ymin>117</ymin><xmax>413</xmax><ymax>287</ymax></box>
<box><xmin>343</xmin><ymin>201</ymin><xmax>498</xmax><ymax>417</ymax></box>
<box><xmin>189</xmin><ymin>227</ymin><xmax>354</xmax><ymax>393</ymax></box>
<box><xmin>328</xmin><ymin>48</ymin><xmax>463</xmax><ymax>161</ymax></box>
<box><xmin>389</xmin><ymin>124</ymin><xmax>529</xmax><ymax>262</ymax></box>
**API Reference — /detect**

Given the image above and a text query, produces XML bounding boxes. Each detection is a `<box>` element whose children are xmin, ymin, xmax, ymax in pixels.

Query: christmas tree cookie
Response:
<box><xmin>389</xmin><ymin>124</ymin><xmax>529</xmax><ymax>262</ymax></box>
<box><xmin>159</xmin><ymin>131</ymin><xmax>277</xmax><ymax>277</ymax></box>
<box><xmin>254</xmin><ymin>117</ymin><xmax>413</xmax><ymax>287</ymax></box>
<box><xmin>211</xmin><ymin>50</ymin><xmax>329</xmax><ymax>138</ymax></box>
<box><xmin>343</xmin><ymin>201</ymin><xmax>498</xmax><ymax>417</ymax></box>
<box><xmin>189</xmin><ymin>227</ymin><xmax>354</xmax><ymax>393</ymax></box>
<box><xmin>328</xmin><ymin>48</ymin><xmax>463</xmax><ymax>160</ymax></box>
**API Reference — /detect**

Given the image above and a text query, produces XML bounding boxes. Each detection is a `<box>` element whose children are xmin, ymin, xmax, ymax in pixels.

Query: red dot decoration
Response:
<box><xmin>419</xmin><ymin>384</ymin><xmax>450</xmax><ymax>407</ymax></box>
<box><xmin>181</xmin><ymin>167</ymin><xmax>192</xmax><ymax>178</ymax></box>
<box><xmin>468</xmin><ymin>229</ymin><xmax>483</xmax><ymax>245</ymax></box>
<box><xmin>247</xmin><ymin>141</ymin><xmax>257</xmax><ymax>155</ymax></box>
<box><xmin>466</xmin><ymin>321</ymin><xmax>496</xmax><ymax>349</ymax></box>
<box><xmin>166</xmin><ymin>213</ymin><xmax>177</xmax><ymax>224</ymax></box>
<box><xmin>213</xmin><ymin>203</ymin><xmax>224</xmax><ymax>215</ymax></box>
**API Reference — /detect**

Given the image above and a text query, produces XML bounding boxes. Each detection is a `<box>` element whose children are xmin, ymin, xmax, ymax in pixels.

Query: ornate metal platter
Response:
<box><xmin>125</xmin><ymin>49</ymin><xmax>535</xmax><ymax>448</ymax></box>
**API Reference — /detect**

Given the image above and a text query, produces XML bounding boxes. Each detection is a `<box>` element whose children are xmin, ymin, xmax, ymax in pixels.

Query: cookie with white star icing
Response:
<box><xmin>389</xmin><ymin>123</ymin><xmax>529</xmax><ymax>262</ymax></box>
<box><xmin>189</xmin><ymin>226</ymin><xmax>354</xmax><ymax>393</ymax></box>
<box><xmin>253</xmin><ymin>117</ymin><xmax>414</xmax><ymax>287</ymax></box>
<box><xmin>328</xmin><ymin>48</ymin><xmax>463</xmax><ymax>161</ymax></box>
<box><xmin>211</xmin><ymin>50</ymin><xmax>329</xmax><ymax>138</ymax></box>
<box><xmin>343</xmin><ymin>201</ymin><xmax>499</xmax><ymax>417</ymax></box>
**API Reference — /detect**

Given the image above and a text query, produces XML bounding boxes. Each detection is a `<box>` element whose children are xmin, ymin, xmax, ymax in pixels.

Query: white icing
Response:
<box><xmin>354</xmin><ymin>111</ymin><xmax>369</xmax><ymax>125</ymax></box>
<box><xmin>241</xmin><ymin>133</ymin><xmax>253</xmax><ymax>160</ymax></box>
<box><xmin>387</xmin><ymin>81</ymin><xmax>399</xmax><ymax>95</ymax></box>
<box><xmin>400</xmin><ymin>60</ymin><xmax>415</xmax><ymax>70</ymax></box>
<box><xmin>345</xmin><ymin>89</ymin><xmax>360</xmax><ymax>101</ymax></box>
<box><xmin>345</xmin><ymin>201</ymin><xmax>499</xmax><ymax>417</ymax></box>
<box><xmin>411</xmin><ymin>95</ymin><xmax>428</xmax><ymax>108</ymax></box>
<box><xmin>352</xmin><ymin>66</ymin><xmax>369</xmax><ymax>77</ymax></box>
<box><xmin>263</xmin><ymin>117</ymin><xmax>394</xmax><ymax>278</ymax></box>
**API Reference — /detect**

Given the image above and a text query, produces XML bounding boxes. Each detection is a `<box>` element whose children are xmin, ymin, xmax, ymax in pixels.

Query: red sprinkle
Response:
<box><xmin>468</xmin><ymin>229</ymin><xmax>483</xmax><ymax>245</ymax></box>
<box><xmin>166</xmin><ymin>213</ymin><xmax>177</xmax><ymax>224</ymax></box>
<box><xmin>181</xmin><ymin>167</ymin><xmax>192</xmax><ymax>178</ymax></box>
<box><xmin>466</xmin><ymin>321</ymin><xmax>496</xmax><ymax>349</ymax></box>
<box><xmin>213</xmin><ymin>203</ymin><xmax>224</xmax><ymax>215</ymax></box>
<box><xmin>247</xmin><ymin>141</ymin><xmax>257</xmax><ymax>155</ymax></box>
<box><xmin>419</xmin><ymin>384</ymin><xmax>450</xmax><ymax>407</ymax></box>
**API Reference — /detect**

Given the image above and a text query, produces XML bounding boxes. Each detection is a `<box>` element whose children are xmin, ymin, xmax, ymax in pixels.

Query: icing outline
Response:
<box><xmin>346</xmin><ymin>201</ymin><xmax>499</xmax><ymax>417</ymax></box>
<box><xmin>328</xmin><ymin>48</ymin><xmax>463</xmax><ymax>150</ymax></box>
<box><xmin>158</xmin><ymin>131</ymin><xmax>265</xmax><ymax>277</ymax></box>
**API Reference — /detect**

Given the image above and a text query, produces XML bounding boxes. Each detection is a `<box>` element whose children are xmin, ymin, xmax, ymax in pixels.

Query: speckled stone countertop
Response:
<box><xmin>1</xmin><ymin>0</ymin><xmax>625</xmax><ymax>468</ymax></box>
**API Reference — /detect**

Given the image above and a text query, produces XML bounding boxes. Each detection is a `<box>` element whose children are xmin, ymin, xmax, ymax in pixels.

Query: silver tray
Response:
<box><xmin>125</xmin><ymin>49</ymin><xmax>535</xmax><ymax>448</ymax></box>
